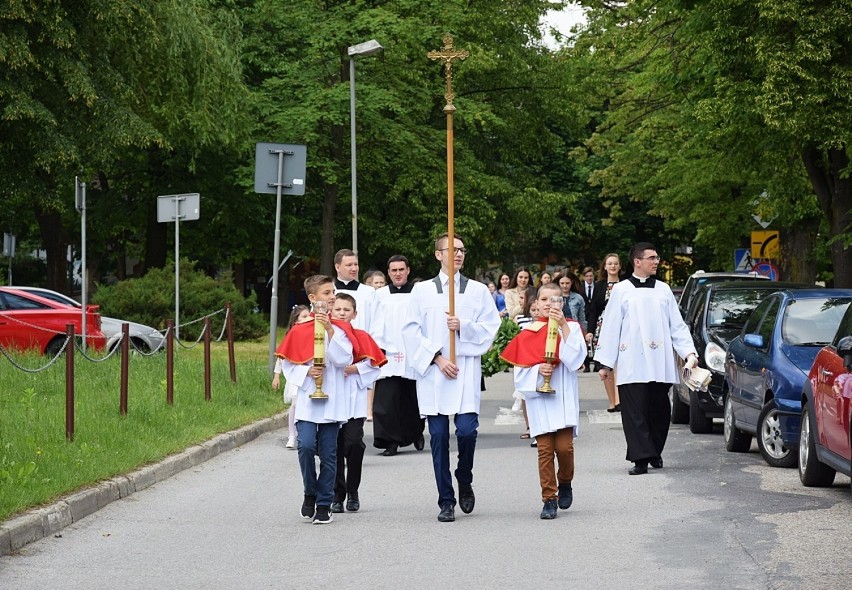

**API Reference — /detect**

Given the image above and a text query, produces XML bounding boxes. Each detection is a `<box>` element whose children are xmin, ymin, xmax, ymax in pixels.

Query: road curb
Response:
<box><xmin>0</xmin><ymin>411</ymin><xmax>288</xmax><ymax>557</ymax></box>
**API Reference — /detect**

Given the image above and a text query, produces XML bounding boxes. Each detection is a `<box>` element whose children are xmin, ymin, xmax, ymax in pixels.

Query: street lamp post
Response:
<box><xmin>348</xmin><ymin>39</ymin><xmax>383</xmax><ymax>255</ymax></box>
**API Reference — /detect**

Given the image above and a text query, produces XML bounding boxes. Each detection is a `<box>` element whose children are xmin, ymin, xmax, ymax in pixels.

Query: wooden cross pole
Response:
<box><xmin>428</xmin><ymin>33</ymin><xmax>468</xmax><ymax>363</ymax></box>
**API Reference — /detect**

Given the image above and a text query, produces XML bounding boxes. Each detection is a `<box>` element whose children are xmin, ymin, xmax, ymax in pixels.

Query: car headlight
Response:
<box><xmin>705</xmin><ymin>342</ymin><xmax>726</xmax><ymax>374</ymax></box>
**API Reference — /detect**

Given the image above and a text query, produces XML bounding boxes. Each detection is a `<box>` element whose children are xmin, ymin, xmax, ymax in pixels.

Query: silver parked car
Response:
<box><xmin>11</xmin><ymin>286</ymin><xmax>165</xmax><ymax>353</ymax></box>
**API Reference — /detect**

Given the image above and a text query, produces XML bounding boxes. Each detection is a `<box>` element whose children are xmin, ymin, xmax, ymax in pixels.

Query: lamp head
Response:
<box><xmin>348</xmin><ymin>39</ymin><xmax>383</xmax><ymax>57</ymax></box>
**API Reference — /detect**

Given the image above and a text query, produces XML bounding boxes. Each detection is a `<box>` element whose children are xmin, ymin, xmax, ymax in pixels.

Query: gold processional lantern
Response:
<box><xmin>537</xmin><ymin>295</ymin><xmax>563</xmax><ymax>394</ymax></box>
<box><xmin>310</xmin><ymin>300</ymin><xmax>329</xmax><ymax>399</ymax></box>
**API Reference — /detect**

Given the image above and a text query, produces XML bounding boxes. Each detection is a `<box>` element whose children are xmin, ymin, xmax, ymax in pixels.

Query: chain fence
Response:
<box><xmin>0</xmin><ymin>305</ymin><xmax>231</xmax><ymax>371</ymax></box>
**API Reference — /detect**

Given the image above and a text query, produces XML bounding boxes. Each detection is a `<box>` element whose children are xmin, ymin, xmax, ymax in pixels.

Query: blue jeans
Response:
<box><xmin>427</xmin><ymin>413</ymin><xmax>479</xmax><ymax>507</ymax></box>
<box><xmin>296</xmin><ymin>421</ymin><xmax>339</xmax><ymax>506</ymax></box>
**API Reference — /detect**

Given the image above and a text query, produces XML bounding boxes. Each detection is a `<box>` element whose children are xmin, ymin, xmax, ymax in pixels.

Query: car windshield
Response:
<box><xmin>707</xmin><ymin>289</ymin><xmax>771</xmax><ymax>328</ymax></box>
<box><xmin>781</xmin><ymin>297</ymin><xmax>852</xmax><ymax>346</ymax></box>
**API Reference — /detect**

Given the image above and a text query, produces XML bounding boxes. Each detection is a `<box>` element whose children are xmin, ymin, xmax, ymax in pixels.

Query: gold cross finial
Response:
<box><xmin>428</xmin><ymin>34</ymin><xmax>469</xmax><ymax>107</ymax></box>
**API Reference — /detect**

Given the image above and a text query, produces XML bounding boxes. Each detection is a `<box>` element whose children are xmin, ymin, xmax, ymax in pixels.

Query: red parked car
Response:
<box><xmin>798</xmin><ymin>302</ymin><xmax>852</xmax><ymax>490</ymax></box>
<box><xmin>0</xmin><ymin>287</ymin><xmax>105</xmax><ymax>355</ymax></box>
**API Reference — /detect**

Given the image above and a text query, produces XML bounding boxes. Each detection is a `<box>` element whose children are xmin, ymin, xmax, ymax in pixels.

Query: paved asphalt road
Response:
<box><xmin>1</xmin><ymin>372</ymin><xmax>850</xmax><ymax>589</ymax></box>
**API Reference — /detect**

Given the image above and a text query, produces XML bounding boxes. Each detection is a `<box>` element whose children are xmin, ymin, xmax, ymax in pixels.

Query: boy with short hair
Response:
<box><xmin>329</xmin><ymin>293</ymin><xmax>386</xmax><ymax>513</ymax></box>
<box><xmin>500</xmin><ymin>282</ymin><xmax>587</xmax><ymax>519</ymax></box>
<box><xmin>275</xmin><ymin>275</ymin><xmax>353</xmax><ymax>524</ymax></box>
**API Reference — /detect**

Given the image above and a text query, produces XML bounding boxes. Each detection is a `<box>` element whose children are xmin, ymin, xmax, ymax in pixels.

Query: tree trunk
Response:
<box><xmin>802</xmin><ymin>146</ymin><xmax>852</xmax><ymax>288</ymax></box>
<box><xmin>34</xmin><ymin>207</ymin><xmax>68</xmax><ymax>291</ymax></box>
<box><xmin>320</xmin><ymin>182</ymin><xmax>338</xmax><ymax>275</ymax></box>
<box><xmin>779</xmin><ymin>217</ymin><xmax>818</xmax><ymax>284</ymax></box>
<box><xmin>144</xmin><ymin>198</ymin><xmax>167</xmax><ymax>273</ymax></box>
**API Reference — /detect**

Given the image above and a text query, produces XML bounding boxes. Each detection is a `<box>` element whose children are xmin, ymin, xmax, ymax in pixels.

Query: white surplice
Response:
<box><xmin>513</xmin><ymin>322</ymin><xmax>587</xmax><ymax>438</ymax></box>
<box><xmin>334</xmin><ymin>281</ymin><xmax>376</xmax><ymax>333</ymax></box>
<box><xmin>402</xmin><ymin>272</ymin><xmax>500</xmax><ymax>416</ymax></box>
<box><xmin>282</xmin><ymin>327</ymin><xmax>354</xmax><ymax>424</ymax></box>
<box><xmin>345</xmin><ymin>358</ymin><xmax>382</xmax><ymax>419</ymax></box>
<box><xmin>593</xmin><ymin>279</ymin><xmax>695</xmax><ymax>385</ymax></box>
<box><xmin>372</xmin><ymin>286</ymin><xmax>416</xmax><ymax>380</ymax></box>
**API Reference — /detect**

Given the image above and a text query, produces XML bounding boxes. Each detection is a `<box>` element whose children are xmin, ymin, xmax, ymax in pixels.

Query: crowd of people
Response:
<box><xmin>273</xmin><ymin>240</ymin><xmax>696</xmax><ymax>522</ymax></box>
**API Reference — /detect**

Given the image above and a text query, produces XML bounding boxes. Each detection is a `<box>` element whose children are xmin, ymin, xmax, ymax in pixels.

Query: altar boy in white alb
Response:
<box><xmin>276</xmin><ymin>275</ymin><xmax>354</xmax><ymax>525</ymax></box>
<box><xmin>501</xmin><ymin>282</ymin><xmax>587</xmax><ymax>520</ymax></box>
<box><xmin>402</xmin><ymin>233</ymin><xmax>500</xmax><ymax>523</ymax></box>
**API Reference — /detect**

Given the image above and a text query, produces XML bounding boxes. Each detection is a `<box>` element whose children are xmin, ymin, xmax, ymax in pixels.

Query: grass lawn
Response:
<box><xmin>0</xmin><ymin>336</ymin><xmax>286</xmax><ymax>521</ymax></box>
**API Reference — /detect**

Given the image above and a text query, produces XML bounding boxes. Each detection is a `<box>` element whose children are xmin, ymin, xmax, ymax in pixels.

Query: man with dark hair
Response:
<box><xmin>403</xmin><ymin>233</ymin><xmax>500</xmax><ymax>522</ymax></box>
<box><xmin>593</xmin><ymin>242</ymin><xmax>697</xmax><ymax>475</ymax></box>
<box><xmin>333</xmin><ymin>248</ymin><xmax>375</xmax><ymax>333</ymax></box>
<box><xmin>372</xmin><ymin>254</ymin><xmax>426</xmax><ymax>456</ymax></box>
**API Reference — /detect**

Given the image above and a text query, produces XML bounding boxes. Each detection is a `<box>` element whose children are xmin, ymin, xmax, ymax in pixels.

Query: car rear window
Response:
<box><xmin>782</xmin><ymin>297</ymin><xmax>852</xmax><ymax>346</ymax></box>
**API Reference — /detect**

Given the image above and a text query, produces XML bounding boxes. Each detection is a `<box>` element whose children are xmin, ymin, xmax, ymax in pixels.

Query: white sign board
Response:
<box><xmin>158</xmin><ymin>193</ymin><xmax>200</xmax><ymax>222</ymax></box>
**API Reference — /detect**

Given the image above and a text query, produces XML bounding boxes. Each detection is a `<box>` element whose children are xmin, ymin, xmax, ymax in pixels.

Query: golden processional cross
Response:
<box><xmin>428</xmin><ymin>34</ymin><xmax>469</xmax><ymax>363</ymax></box>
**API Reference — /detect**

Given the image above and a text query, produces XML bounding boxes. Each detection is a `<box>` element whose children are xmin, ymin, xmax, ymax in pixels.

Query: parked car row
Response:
<box><xmin>671</xmin><ymin>271</ymin><xmax>852</xmax><ymax>493</ymax></box>
<box><xmin>0</xmin><ymin>286</ymin><xmax>164</xmax><ymax>356</ymax></box>
<box><xmin>14</xmin><ymin>287</ymin><xmax>165</xmax><ymax>353</ymax></box>
<box><xmin>0</xmin><ymin>287</ymin><xmax>105</xmax><ymax>355</ymax></box>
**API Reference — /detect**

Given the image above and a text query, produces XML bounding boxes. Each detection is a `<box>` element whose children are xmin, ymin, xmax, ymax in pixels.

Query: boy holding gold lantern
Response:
<box><xmin>275</xmin><ymin>275</ymin><xmax>354</xmax><ymax>525</ymax></box>
<box><xmin>500</xmin><ymin>282</ymin><xmax>587</xmax><ymax>520</ymax></box>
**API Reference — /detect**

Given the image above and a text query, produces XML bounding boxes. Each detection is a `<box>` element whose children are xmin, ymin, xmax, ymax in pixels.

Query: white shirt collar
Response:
<box><xmin>439</xmin><ymin>270</ymin><xmax>460</xmax><ymax>286</ymax></box>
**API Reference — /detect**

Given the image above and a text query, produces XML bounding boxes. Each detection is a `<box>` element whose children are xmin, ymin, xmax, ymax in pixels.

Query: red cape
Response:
<box><xmin>275</xmin><ymin>316</ymin><xmax>386</xmax><ymax>367</ymax></box>
<box><xmin>500</xmin><ymin>318</ymin><xmax>577</xmax><ymax>368</ymax></box>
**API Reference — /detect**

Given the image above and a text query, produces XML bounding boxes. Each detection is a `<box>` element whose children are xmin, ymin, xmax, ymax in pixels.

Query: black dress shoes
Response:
<box><xmin>437</xmin><ymin>503</ymin><xmax>455</xmax><ymax>522</ymax></box>
<box><xmin>458</xmin><ymin>487</ymin><xmax>475</xmax><ymax>514</ymax></box>
<box><xmin>382</xmin><ymin>444</ymin><xmax>398</xmax><ymax>457</ymax></box>
<box><xmin>414</xmin><ymin>435</ymin><xmax>425</xmax><ymax>451</ymax></box>
<box><xmin>628</xmin><ymin>463</ymin><xmax>648</xmax><ymax>475</ymax></box>
<box><xmin>330</xmin><ymin>501</ymin><xmax>344</xmax><ymax>513</ymax></box>
<box><xmin>346</xmin><ymin>492</ymin><xmax>360</xmax><ymax>512</ymax></box>
<box><xmin>650</xmin><ymin>457</ymin><xmax>664</xmax><ymax>469</ymax></box>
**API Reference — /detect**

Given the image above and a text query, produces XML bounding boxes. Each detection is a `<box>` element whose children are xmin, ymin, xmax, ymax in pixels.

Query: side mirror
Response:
<box><xmin>838</xmin><ymin>335</ymin><xmax>852</xmax><ymax>371</ymax></box>
<box><xmin>743</xmin><ymin>334</ymin><xmax>764</xmax><ymax>349</ymax></box>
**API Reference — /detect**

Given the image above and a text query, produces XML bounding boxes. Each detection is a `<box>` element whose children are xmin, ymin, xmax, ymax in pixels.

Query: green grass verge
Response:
<box><xmin>0</xmin><ymin>338</ymin><xmax>285</xmax><ymax>521</ymax></box>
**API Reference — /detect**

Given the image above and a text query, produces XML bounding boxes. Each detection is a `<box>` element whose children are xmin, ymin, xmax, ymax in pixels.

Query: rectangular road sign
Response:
<box><xmin>157</xmin><ymin>193</ymin><xmax>200</xmax><ymax>223</ymax></box>
<box><xmin>734</xmin><ymin>248</ymin><xmax>752</xmax><ymax>272</ymax></box>
<box><xmin>253</xmin><ymin>143</ymin><xmax>307</xmax><ymax>196</ymax></box>
<box><xmin>751</xmin><ymin>230</ymin><xmax>780</xmax><ymax>259</ymax></box>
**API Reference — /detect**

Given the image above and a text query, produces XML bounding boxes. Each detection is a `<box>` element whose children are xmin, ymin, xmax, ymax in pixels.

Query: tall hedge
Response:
<box><xmin>91</xmin><ymin>259</ymin><xmax>266</xmax><ymax>341</ymax></box>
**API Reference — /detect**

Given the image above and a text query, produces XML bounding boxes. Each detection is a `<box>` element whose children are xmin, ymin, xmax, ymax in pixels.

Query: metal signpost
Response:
<box><xmin>157</xmin><ymin>193</ymin><xmax>200</xmax><ymax>340</ymax></box>
<box><xmin>254</xmin><ymin>142</ymin><xmax>307</xmax><ymax>371</ymax></box>
<box><xmin>75</xmin><ymin>177</ymin><xmax>87</xmax><ymax>350</ymax></box>
<box><xmin>3</xmin><ymin>232</ymin><xmax>15</xmax><ymax>285</ymax></box>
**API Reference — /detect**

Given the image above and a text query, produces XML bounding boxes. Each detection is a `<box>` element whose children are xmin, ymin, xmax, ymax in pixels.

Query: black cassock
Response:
<box><xmin>372</xmin><ymin>376</ymin><xmax>425</xmax><ymax>450</ymax></box>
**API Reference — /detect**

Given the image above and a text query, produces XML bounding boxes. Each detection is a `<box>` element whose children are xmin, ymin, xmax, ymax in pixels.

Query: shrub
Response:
<box><xmin>482</xmin><ymin>317</ymin><xmax>521</xmax><ymax>377</ymax></box>
<box><xmin>92</xmin><ymin>259</ymin><xmax>266</xmax><ymax>341</ymax></box>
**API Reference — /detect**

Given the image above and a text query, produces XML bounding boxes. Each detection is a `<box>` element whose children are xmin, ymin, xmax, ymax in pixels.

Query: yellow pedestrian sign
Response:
<box><xmin>751</xmin><ymin>231</ymin><xmax>780</xmax><ymax>259</ymax></box>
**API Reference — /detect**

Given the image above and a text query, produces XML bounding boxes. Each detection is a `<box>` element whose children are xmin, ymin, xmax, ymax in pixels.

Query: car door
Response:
<box><xmin>0</xmin><ymin>290</ymin><xmax>52</xmax><ymax>350</ymax></box>
<box><xmin>738</xmin><ymin>297</ymin><xmax>781</xmax><ymax>428</ymax></box>
<box><xmin>820</xmin><ymin>311</ymin><xmax>852</xmax><ymax>457</ymax></box>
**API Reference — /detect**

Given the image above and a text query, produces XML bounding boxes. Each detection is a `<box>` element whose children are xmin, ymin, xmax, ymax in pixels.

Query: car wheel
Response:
<box><xmin>671</xmin><ymin>386</ymin><xmax>689</xmax><ymax>424</ymax></box>
<box><xmin>130</xmin><ymin>337</ymin><xmax>152</xmax><ymax>353</ymax></box>
<box><xmin>798</xmin><ymin>407</ymin><xmax>836</xmax><ymax>486</ymax></box>
<box><xmin>724</xmin><ymin>395</ymin><xmax>751</xmax><ymax>452</ymax></box>
<box><xmin>688</xmin><ymin>389</ymin><xmax>714</xmax><ymax>434</ymax></box>
<box><xmin>44</xmin><ymin>337</ymin><xmax>66</xmax><ymax>357</ymax></box>
<box><xmin>756</xmin><ymin>399</ymin><xmax>797</xmax><ymax>468</ymax></box>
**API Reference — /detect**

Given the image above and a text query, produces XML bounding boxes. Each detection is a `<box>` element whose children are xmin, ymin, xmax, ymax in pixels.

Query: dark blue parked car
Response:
<box><xmin>724</xmin><ymin>289</ymin><xmax>852</xmax><ymax>467</ymax></box>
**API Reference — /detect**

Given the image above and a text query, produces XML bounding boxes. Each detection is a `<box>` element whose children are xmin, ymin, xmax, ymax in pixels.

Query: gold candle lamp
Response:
<box><xmin>537</xmin><ymin>295</ymin><xmax>563</xmax><ymax>394</ymax></box>
<box><xmin>309</xmin><ymin>300</ymin><xmax>329</xmax><ymax>399</ymax></box>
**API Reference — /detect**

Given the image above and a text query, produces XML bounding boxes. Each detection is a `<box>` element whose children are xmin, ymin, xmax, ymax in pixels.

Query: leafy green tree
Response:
<box><xmin>568</xmin><ymin>0</ymin><xmax>850</xmax><ymax>285</ymax></box>
<box><xmin>0</xmin><ymin>1</ymin><xmax>250</xmax><ymax>289</ymax></box>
